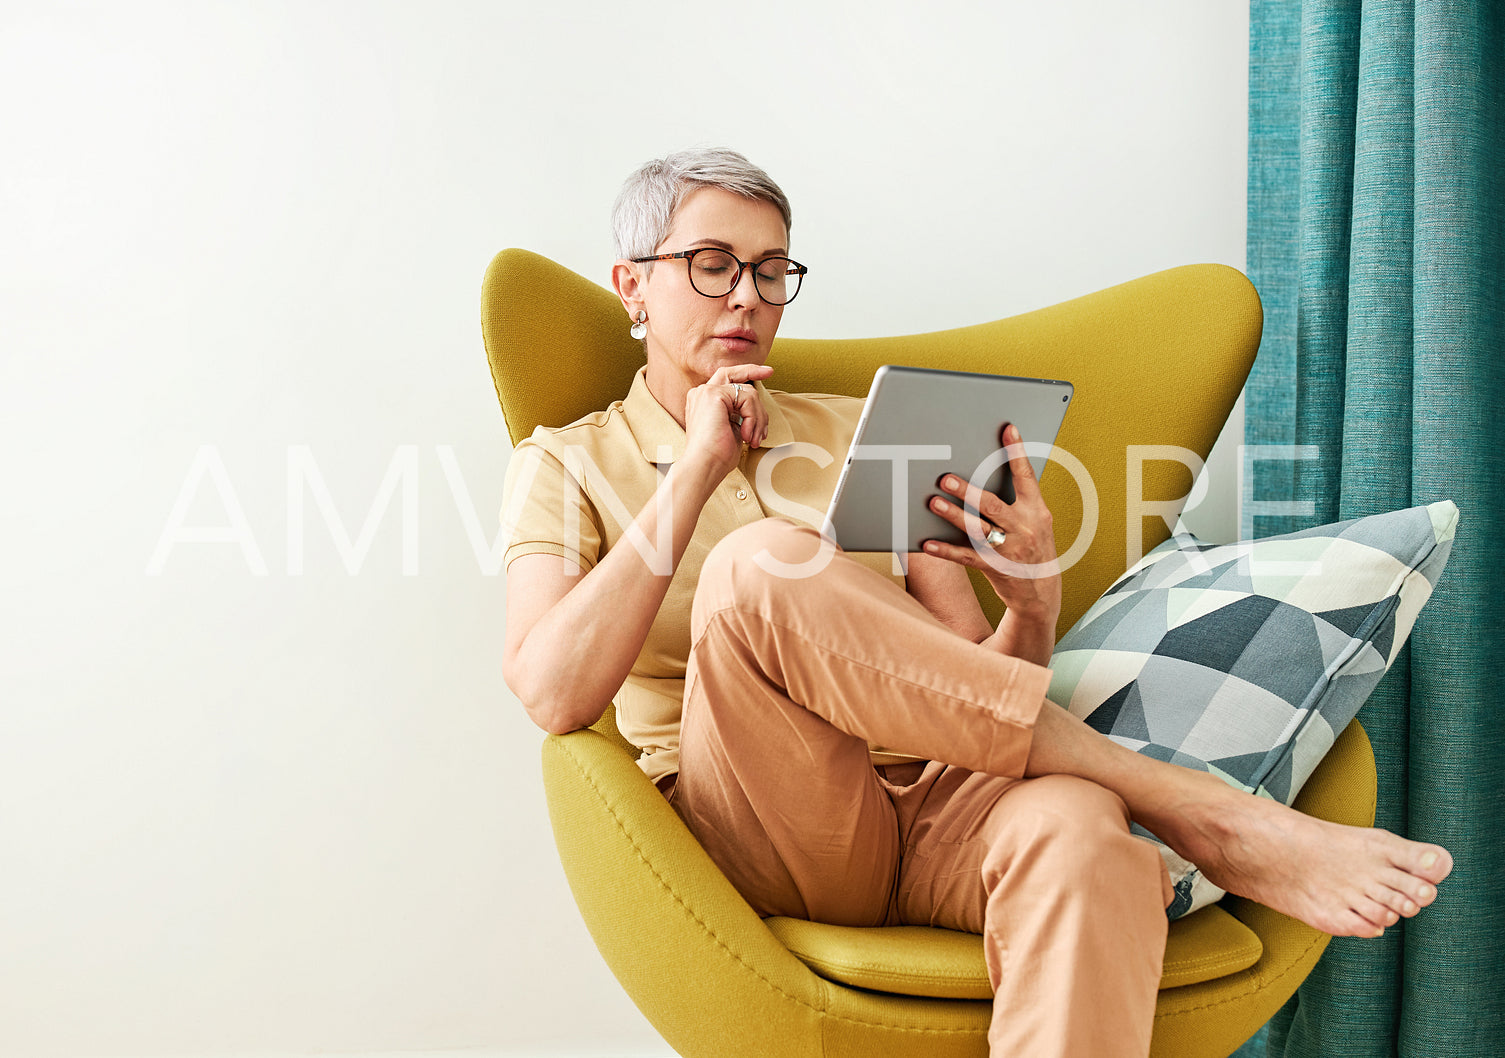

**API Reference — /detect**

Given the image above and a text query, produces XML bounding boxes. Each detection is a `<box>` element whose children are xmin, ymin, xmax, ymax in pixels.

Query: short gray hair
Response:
<box><xmin>612</xmin><ymin>148</ymin><xmax>792</xmax><ymax>260</ymax></box>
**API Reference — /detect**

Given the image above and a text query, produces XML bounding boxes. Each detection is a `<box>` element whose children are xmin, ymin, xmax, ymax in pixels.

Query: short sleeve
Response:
<box><xmin>499</xmin><ymin>435</ymin><xmax>605</xmax><ymax>572</ymax></box>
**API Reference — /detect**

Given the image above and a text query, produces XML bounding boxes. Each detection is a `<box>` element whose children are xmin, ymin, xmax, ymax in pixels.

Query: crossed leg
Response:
<box><xmin>888</xmin><ymin>766</ymin><xmax>1169</xmax><ymax>1056</ymax></box>
<box><xmin>673</xmin><ymin>519</ymin><xmax>1168</xmax><ymax>1055</ymax></box>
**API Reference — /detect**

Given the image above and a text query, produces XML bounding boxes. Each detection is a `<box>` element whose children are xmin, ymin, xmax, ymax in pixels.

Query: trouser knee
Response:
<box><xmin>985</xmin><ymin>775</ymin><xmax>1165</xmax><ymax>913</ymax></box>
<box><xmin>693</xmin><ymin>518</ymin><xmax>832</xmax><ymax>632</ymax></box>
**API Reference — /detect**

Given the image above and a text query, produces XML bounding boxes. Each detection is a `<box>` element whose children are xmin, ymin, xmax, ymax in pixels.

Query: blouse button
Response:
<box><xmin>735</xmin><ymin>489</ymin><xmax>748</xmax><ymax>500</ymax></box>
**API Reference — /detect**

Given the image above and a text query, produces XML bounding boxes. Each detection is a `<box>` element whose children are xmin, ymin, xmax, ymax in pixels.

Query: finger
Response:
<box><xmin>921</xmin><ymin>531</ymin><xmax>1059</xmax><ymax>585</ymax></box>
<box><xmin>918</xmin><ymin>536</ymin><xmax>986</xmax><ymax>568</ymax></box>
<box><xmin>919</xmin><ymin>533</ymin><xmax>1029</xmax><ymax>579</ymax></box>
<box><xmin>708</xmin><ymin>380</ymin><xmax>745</xmax><ymax>431</ymax></box>
<box><xmin>747</xmin><ymin>395</ymin><xmax>770</xmax><ymax>447</ymax></box>
<box><xmin>937</xmin><ymin>473</ymin><xmax>1014</xmax><ymax>535</ymax></box>
<box><xmin>710</xmin><ymin>364</ymin><xmax>775</xmax><ymax>387</ymax></box>
<box><xmin>928</xmin><ymin>490</ymin><xmax>999</xmax><ymax>544</ymax></box>
<box><xmin>724</xmin><ymin>379</ymin><xmax>770</xmax><ymax>447</ymax></box>
<box><xmin>738</xmin><ymin>396</ymin><xmax>758</xmax><ymax>445</ymax></box>
<box><xmin>704</xmin><ymin>367</ymin><xmax>773</xmax><ymax>444</ymax></box>
<box><xmin>693</xmin><ymin>379</ymin><xmax>746</xmax><ymax>425</ymax></box>
<box><xmin>726</xmin><ymin>382</ymin><xmax>754</xmax><ymax>441</ymax></box>
<box><xmin>1000</xmin><ymin>422</ymin><xmax>1043</xmax><ymax>498</ymax></box>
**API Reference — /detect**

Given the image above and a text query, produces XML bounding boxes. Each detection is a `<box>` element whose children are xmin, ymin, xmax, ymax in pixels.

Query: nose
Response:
<box><xmin>727</xmin><ymin>263</ymin><xmax>760</xmax><ymax>309</ymax></box>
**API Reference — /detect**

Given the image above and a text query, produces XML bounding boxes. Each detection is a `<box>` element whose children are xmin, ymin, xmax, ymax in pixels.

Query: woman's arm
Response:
<box><xmin>902</xmin><ymin>552</ymin><xmax>993</xmax><ymax>643</ymax></box>
<box><xmin>503</xmin><ymin>455</ymin><xmax>723</xmax><ymax>734</ymax></box>
<box><xmin>503</xmin><ymin>366</ymin><xmax>774</xmax><ymax>735</ymax></box>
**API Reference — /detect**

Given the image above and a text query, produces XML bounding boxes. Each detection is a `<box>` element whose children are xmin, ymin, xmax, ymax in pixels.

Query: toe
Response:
<box><xmin>1412</xmin><ymin>845</ymin><xmax>1453</xmax><ymax>883</ymax></box>
<box><xmin>1384</xmin><ymin>862</ymin><xmax>1442</xmax><ymax>907</ymax></box>
<box><xmin>1353</xmin><ymin>894</ymin><xmax>1400</xmax><ymax>930</ymax></box>
<box><xmin>1339</xmin><ymin>907</ymin><xmax>1388</xmax><ymax>938</ymax></box>
<box><xmin>1366</xmin><ymin>876</ymin><xmax>1421</xmax><ymax>918</ymax></box>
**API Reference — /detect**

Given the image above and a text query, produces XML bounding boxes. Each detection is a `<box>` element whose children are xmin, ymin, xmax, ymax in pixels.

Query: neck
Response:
<box><xmin>644</xmin><ymin>360</ymin><xmax>695</xmax><ymax>428</ymax></box>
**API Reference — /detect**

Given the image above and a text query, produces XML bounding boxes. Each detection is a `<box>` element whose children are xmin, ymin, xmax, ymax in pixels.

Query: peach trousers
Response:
<box><xmin>667</xmin><ymin>519</ymin><xmax>1170</xmax><ymax>1058</ymax></box>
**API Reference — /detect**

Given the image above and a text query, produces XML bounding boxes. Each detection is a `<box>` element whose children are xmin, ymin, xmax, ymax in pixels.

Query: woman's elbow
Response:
<box><xmin>505</xmin><ymin>660</ymin><xmax>604</xmax><ymax>734</ymax></box>
<box><xmin>530</xmin><ymin>700</ymin><xmax>599</xmax><ymax>735</ymax></box>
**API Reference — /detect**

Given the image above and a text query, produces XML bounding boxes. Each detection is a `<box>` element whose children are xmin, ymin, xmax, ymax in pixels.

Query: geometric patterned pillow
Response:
<box><xmin>1047</xmin><ymin>500</ymin><xmax>1459</xmax><ymax>918</ymax></box>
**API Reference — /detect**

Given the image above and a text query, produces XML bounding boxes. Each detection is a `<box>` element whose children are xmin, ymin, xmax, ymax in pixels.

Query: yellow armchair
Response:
<box><xmin>482</xmin><ymin>249</ymin><xmax>1377</xmax><ymax>1058</ymax></box>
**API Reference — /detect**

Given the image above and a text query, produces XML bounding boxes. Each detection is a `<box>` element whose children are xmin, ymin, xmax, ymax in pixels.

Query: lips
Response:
<box><xmin>714</xmin><ymin>328</ymin><xmax>759</xmax><ymax>355</ymax></box>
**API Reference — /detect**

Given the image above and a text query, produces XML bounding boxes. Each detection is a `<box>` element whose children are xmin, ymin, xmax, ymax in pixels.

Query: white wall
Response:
<box><xmin>0</xmin><ymin>3</ymin><xmax>1247</xmax><ymax>1056</ymax></box>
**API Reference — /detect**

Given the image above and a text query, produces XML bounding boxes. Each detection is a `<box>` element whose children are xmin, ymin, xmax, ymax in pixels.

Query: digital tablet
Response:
<box><xmin>820</xmin><ymin>365</ymin><xmax>1074</xmax><ymax>554</ymax></box>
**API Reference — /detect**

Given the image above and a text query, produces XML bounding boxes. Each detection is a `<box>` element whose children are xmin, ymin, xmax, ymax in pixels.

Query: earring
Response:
<box><xmin>630</xmin><ymin>311</ymin><xmax>647</xmax><ymax>340</ymax></box>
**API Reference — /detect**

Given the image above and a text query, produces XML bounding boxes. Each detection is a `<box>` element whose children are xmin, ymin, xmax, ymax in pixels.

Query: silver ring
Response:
<box><xmin>985</xmin><ymin>528</ymin><xmax>1007</xmax><ymax>548</ymax></box>
<box><xmin>732</xmin><ymin>382</ymin><xmax>742</xmax><ymax>399</ymax></box>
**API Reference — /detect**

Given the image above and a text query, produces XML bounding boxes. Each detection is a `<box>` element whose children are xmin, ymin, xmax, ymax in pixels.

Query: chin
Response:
<box><xmin>704</xmin><ymin>349</ymin><xmax>764</xmax><ymax>375</ymax></box>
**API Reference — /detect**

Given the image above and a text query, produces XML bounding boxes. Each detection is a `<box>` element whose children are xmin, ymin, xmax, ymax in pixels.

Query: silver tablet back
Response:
<box><xmin>821</xmin><ymin>365</ymin><xmax>1074</xmax><ymax>553</ymax></box>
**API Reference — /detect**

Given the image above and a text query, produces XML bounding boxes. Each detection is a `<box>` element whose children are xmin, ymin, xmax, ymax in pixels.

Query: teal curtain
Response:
<box><xmin>1246</xmin><ymin>1</ymin><xmax>1505</xmax><ymax>1055</ymax></box>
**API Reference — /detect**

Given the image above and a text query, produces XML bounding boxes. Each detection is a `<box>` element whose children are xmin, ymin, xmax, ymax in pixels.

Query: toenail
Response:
<box><xmin>1404</xmin><ymin>901</ymin><xmax>1417</xmax><ymax>914</ymax></box>
<box><xmin>1420</xmin><ymin>885</ymin><xmax>1436</xmax><ymax>901</ymax></box>
<box><xmin>1421</xmin><ymin>852</ymin><xmax>1438</xmax><ymax>869</ymax></box>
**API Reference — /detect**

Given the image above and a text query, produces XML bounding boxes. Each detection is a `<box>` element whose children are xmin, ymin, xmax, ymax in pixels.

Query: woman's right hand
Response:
<box><xmin>681</xmin><ymin>364</ymin><xmax>775</xmax><ymax>483</ymax></box>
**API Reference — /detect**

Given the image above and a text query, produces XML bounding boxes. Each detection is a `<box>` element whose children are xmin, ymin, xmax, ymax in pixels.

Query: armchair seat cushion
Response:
<box><xmin>766</xmin><ymin>904</ymin><xmax>1263</xmax><ymax>1000</ymax></box>
<box><xmin>764</xmin><ymin>919</ymin><xmax>994</xmax><ymax>1001</ymax></box>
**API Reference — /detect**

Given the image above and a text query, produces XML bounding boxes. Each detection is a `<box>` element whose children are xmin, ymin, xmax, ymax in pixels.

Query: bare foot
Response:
<box><xmin>1147</xmin><ymin>771</ymin><xmax>1453</xmax><ymax>937</ymax></box>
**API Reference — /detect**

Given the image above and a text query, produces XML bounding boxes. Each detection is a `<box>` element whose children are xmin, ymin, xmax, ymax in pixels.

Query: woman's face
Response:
<box><xmin>625</xmin><ymin>186</ymin><xmax>789</xmax><ymax>396</ymax></box>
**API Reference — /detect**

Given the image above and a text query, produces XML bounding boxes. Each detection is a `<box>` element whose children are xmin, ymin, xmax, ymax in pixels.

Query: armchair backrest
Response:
<box><xmin>482</xmin><ymin>248</ymin><xmax>1261</xmax><ymax>637</ymax></box>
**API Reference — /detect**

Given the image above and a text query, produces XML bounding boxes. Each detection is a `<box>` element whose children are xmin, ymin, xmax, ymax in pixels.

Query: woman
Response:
<box><xmin>501</xmin><ymin>148</ymin><xmax>1452</xmax><ymax>1057</ymax></box>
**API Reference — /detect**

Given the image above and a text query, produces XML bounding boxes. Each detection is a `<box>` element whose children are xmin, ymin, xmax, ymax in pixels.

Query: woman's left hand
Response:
<box><xmin>921</xmin><ymin>422</ymin><xmax>1063</xmax><ymax>627</ymax></box>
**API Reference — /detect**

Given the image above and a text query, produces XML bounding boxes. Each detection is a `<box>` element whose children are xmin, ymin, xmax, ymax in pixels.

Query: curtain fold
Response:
<box><xmin>1246</xmin><ymin>1</ymin><xmax>1505</xmax><ymax>1055</ymax></box>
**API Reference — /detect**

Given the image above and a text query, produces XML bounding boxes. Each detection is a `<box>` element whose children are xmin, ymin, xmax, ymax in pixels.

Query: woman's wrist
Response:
<box><xmin>666</xmin><ymin>453</ymin><xmax>728</xmax><ymax>511</ymax></box>
<box><xmin>987</xmin><ymin>606</ymin><xmax>1060</xmax><ymax>667</ymax></box>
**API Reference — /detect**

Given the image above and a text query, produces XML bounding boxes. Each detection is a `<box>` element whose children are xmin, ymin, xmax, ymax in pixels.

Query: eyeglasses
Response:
<box><xmin>632</xmin><ymin>247</ymin><xmax>808</xmax><ymax>306</ymax></box>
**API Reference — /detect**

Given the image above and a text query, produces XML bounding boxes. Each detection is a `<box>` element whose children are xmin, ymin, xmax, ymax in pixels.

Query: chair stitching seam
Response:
<box><xmin>1163</xmin><ymin>947</ymin><xmax>1262</xmax><ymax>971</ymax></box>
<box><xmin>1156</xmin><ymin>931</ymin><xmax>1330</xmax><ymax>1018</ymax></box>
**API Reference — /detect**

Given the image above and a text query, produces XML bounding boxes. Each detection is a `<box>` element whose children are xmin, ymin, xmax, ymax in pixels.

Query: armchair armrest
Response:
<box><xmin>541</xmin><ymin>729</ymin><xmax>830</xmax><ymax>1056</ymax></box>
